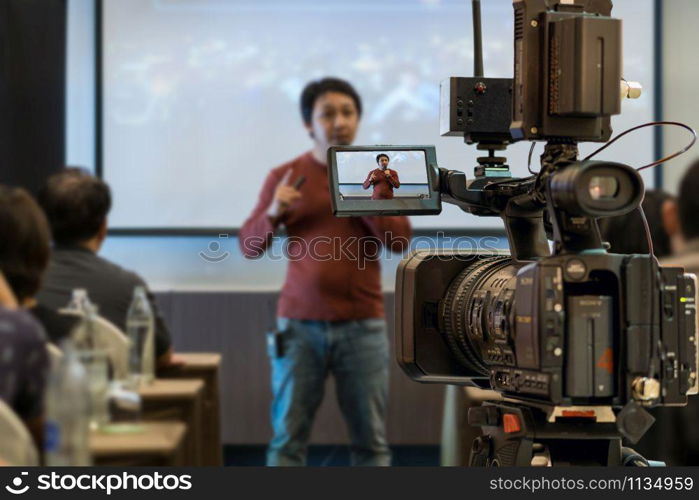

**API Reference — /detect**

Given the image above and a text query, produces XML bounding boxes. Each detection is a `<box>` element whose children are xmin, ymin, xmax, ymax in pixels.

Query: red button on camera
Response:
<box><xmin>503</xmin><ymin>413</ymin><xmax>521</xmax><ymax>433</ymax></box>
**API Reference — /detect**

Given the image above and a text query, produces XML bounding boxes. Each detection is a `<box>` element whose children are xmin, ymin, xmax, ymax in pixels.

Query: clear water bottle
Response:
<box><xmin>105</xmin><ymin>379</ymin><xmax>142</xmax><ymax>431</ymax></box>
<box><xmin>44</xmin><ymin>341</ymin><xmax>92</xmax><ymax>466</ymax></box>
<box><xmin>65</xmin><ymin>288</ymin><xmax>91</xmax><ymax>312</ymax></box>
<box><xmin>71</xmin><ymin>303</ymin><xmax>110</xmax><ymax>430</ymax></box>
<box><xmin>126</xmin><ymin>286</ymin><xmax>155</xmax><ymax>386</ymax></box>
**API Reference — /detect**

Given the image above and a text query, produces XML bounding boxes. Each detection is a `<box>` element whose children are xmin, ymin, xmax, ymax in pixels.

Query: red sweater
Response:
<box><xmin>240</xmin><ymin>151</ymin><xmax>412</xmax><ymax>320</ymax></box>
<box><xmin>362</xmin><ymin>168</ymin><xmax>400</xmax><ymax>200</ymax></box>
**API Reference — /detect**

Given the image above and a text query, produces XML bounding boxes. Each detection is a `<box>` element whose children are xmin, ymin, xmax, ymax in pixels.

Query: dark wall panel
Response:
<box><xmin>0</xmin><ymin>0</ymin><xmax>66</xmax><ymax>195</ymax></box>
<box><xmin>155</xmin><ymin>291</ymin><xmax>445</xmax><ymax>445</ymax></box>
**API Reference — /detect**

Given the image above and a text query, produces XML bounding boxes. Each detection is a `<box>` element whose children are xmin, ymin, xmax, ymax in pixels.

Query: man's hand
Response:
<box><xmin>384</xmin><ymin>170</ymin><xmax>392</xmax><ymax>178</ymax></box>
<box><xmin>274</xmin><ymin>184</ymin><xmax>302</xmax><ymax>207</ymax></box>
<box><xmin>268</xmin><ymin>170</ymin><xmax>302</xmax><ymax>219</ymax></box>
<box><xmin>370</xmin><ymin>173</ymin><xmax>377</xmax><ymax>182</ymax></box>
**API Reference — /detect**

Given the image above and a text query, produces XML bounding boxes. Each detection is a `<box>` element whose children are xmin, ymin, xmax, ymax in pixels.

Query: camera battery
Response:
<box><xmin>549</xmin><ymin>16</ymin><xmax>621</xmax><ymax>118</ymax></box>
<box><xmin>566</xmin><ymin>295</ymin><xmax>614</xmax><ymax>398</ymax></box>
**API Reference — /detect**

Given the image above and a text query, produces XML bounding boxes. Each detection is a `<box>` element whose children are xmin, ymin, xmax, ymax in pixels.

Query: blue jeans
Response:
<box><xmin>266</xmin><ymin>317</ymin><xmax>391</xmax><ymax>466</ymax></box>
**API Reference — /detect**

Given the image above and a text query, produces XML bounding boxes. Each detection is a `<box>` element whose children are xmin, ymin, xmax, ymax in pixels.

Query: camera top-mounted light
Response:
<box><xmin>549</xmin><ymin>161</ymin><xmax>643</xmax><ymax>217</ymax></box>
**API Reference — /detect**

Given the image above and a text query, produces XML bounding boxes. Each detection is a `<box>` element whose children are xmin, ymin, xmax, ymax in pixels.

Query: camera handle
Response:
<box><xmin>437</xmin><ymin>141</ymin><xmax>614</xmax><ymax>261</ymax></box>
<box><xmin>539</xmin><ymin>142</ymin><xmax>606</xmax><ymax>255</ymax></box>
<box><xmin>502</xmin><ymin>194</ymin><xmax>550</xmax><ymax>263</ymax></box>
<box><xmin>438</xmin><ymin>168</ymin><xmax>550</xmax><ymax>262</ymax></box>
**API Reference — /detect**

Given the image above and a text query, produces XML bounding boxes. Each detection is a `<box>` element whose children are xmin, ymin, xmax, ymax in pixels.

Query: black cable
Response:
<box><xmin>638</xmin><ymin>204</ymin><xmax>654</xmax><ymax>258</ymax></box>
<box><xmin>638</xmin><ymin>206</ymin><xmax>657</xmax><ymax>379</ymax></box>
<box><xmin>527</xmin><ymin>142</ymin><xmax>537</xmax><ymax>174</ymax></box>
<box><xmin>638</xmin><ymin>204</ymin><xmax>666</xmax><ymax>382</ymax></box>
<box><xmin>582</xmin><ymin>121</ymin><xmax>697</xmax><ymax>171</ymax></box>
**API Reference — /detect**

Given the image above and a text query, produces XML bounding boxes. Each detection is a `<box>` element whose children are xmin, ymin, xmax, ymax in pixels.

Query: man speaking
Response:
<box><xmin>240</xmin><ymin>78</ymin><xmax>411</xmax><ymax>466</ymax></box>
<box><xmin>362</xmin><ymin>154</ymin><xmax>400</xmax><ymax>200</ymax></box>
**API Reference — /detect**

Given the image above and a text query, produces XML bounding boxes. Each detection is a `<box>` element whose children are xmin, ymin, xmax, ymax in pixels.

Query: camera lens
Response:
<box><xmin>588</xmin><ymin>176</ymin><xmax>619</xmax><ymax>200</ymax></box>
<box><xmin>439</xmin><ymin>257</ymin><xmax>519</xmax><ymax>374</ymax></box>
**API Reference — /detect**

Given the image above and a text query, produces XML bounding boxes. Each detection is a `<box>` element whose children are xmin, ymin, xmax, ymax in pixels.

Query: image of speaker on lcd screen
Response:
<box><xmin>337</xmin><ymin>150</ymin><xmax>430</xmax><ymax>201</ymax></box>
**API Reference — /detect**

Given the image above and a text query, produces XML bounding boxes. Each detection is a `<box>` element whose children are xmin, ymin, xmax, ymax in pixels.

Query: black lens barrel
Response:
<box><xmin>439</xmin><ymin>257</ymin><xmax>519</xmax><ymax>374</ymax></box>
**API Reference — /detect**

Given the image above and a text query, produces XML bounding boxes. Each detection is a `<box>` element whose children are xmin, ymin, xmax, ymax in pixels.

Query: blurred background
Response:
<box><xmin>2</xmin><ymin>0</ymin><xmax>697</xmax><ymax>465</ymax></box>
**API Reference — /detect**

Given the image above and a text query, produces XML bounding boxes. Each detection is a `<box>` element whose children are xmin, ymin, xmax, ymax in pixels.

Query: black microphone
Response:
<box><xmin>276</xmin><ymin>175</ymin><xmax>307</xmax><ymax>215</ymax></box>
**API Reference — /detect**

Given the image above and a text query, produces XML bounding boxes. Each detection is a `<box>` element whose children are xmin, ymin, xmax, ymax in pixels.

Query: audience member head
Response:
<box><xmin>38</xmin><ymin>168</ymin><xmax>111</xmax><ymax>251</ymax></box>
<box><xmin>0</xmin><ymin>185</ymin><xmax>51</xmax><ymax>304</ymax></box>
<box><xmin>300</xmin><ymin>77</ymin><xmax>362</xmax><ymax>152</ymax></box>
<box><xmin>600</xmin><ymin>190</ymin><xmax>675</xmax><ymax>258</ymax></box>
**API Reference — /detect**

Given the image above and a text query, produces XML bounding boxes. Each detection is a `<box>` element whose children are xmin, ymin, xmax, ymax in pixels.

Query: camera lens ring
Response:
<box><xmin>455</xmin><ymin>258</ymin><xmax>513</xmax><ymax>366</ymax></box>
<box><xmin>441</xmin><ymin>264</ymin><xmax>489</xmax><ymax>373</ymax></box>
<box><xmin>441</xmin><ymin>256</ymin><xmax>512</xmax><ymax>374</ymax></box>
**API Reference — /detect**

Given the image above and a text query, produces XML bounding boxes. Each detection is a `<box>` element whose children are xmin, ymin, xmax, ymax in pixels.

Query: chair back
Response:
<box><xmin>46</xmin><ymin>342</ymin><xmax>64</xmax><ymax>367</ymax></box>
<box><xmin>59</xmin><ymin>309</ymin><xmax>130</xmax><ymax>380</ymax></box>
<box><xmin>0</xmin><ymin>400</ymin><xmax>39</xmax><ymax>466</ymax></box>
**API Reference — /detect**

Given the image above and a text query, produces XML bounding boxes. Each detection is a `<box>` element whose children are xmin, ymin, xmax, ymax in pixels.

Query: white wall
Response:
<box><xmin>662</xmin><ymin>0</ymin><xmax>699</xmax><ymax>194</ymax></box>
<box><xmin>66</xmin><ymin>0</ymin><xmax>95</xmax><ymax>172</ymax></box>
<box><xmin>65</xmin><ymin>0</ymin><xmax>670</xmax><ymax>291</ymax></box>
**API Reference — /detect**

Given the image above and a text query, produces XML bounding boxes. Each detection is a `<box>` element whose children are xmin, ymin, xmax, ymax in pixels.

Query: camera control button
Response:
<box><xmin>565</xmin><ymin>259</ymin><xmax>587</xmax><ymax>280</ymax></box>
<box><xmin>503</xmin><ymin>414</ymin><xmax>521</xmax><ymax>434</ymax></box>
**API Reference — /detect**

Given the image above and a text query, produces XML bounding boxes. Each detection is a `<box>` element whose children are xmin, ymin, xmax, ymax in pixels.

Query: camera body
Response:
<box><xmin>396</xmin><ymin>249</ymin><xmax>698</xmax><ymax>408</ymax></box>
<box><xmin>326</xmin><ymin>0</ymin><xmax>699</xmax><ymax>432</ymax></box>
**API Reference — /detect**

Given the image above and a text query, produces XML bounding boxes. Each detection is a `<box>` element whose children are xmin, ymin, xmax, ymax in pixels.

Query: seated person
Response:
<box><xmin>0</xmin><ymin>186</ymin><xmax>76</xmax><ymax>344</ymax></box>
<box><xmin>0</xmin><ymin>305</ymin><xmax>49</xmax><ymax>451</ymax></box>
<box><xmin>649</xmin><ymin>161</ymin><xmax>699</xmax><ymax>465</ymax></box>
<box><xmin>36</xmin><ymin>169</ymin><xmax>176</xmax><ymax>367</ymax></box>
<box><xmin>363</xmin><ymin>154</ymin><xmax>400</xmax><ymax>200</ymax></box>
<box><xmin>603</xmin><ymin>165</ymin><xmax>699</xmax><ymax>465</ymax></box>
<box><xmin>599</xmin><ymin>190</ymin><xmax>675</xmax><ymax>258</ymax></box>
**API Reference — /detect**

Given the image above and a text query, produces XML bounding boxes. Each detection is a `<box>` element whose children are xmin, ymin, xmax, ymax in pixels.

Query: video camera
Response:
<box><xmin>327</xmin><ymin>0</ymin><xmax>698</xmax><ymax>464</ymax></box>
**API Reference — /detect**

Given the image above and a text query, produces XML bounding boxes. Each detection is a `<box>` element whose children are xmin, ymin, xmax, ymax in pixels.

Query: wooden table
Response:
<box><xmin>158</xmin><ymin>353</ymin><xmax>223</xmax><ymax>466</ymax></box>
<box><xmin>90</xmin><ymin>422</ymin><xmax>187</xmax><ymax>466</ymax></box>
<box><xmin>139</xmin><ymin>379</ymin><xmax>204</xmax><ymax>466</ymax></box>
